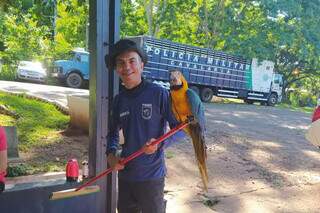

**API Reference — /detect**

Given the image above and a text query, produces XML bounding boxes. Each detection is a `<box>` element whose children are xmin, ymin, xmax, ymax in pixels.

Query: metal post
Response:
<box><xmin>106</xmin><ymin>0</ymin><xmax>120</xmax><ymax>212</ymax></box>
<box><xmin>88</xmin><ymin>0</ymin><xmax>120</xmax><ymax>212</ymax></box>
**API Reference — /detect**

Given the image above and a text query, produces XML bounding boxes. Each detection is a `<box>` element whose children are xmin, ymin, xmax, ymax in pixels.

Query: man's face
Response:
<box><xmin>115</xmin><ymin>51</ymin><xmax>144</xmax><ymax>89</ymax></box>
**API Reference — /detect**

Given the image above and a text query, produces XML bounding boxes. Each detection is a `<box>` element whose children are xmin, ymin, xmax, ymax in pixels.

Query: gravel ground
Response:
<box><xmin>165</xmin><ymin>103</ymin><xmax>320</xmax><ymax>213</ymax></box>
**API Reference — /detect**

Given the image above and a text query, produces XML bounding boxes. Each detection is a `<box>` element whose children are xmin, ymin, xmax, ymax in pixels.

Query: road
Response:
<box><xmin>166</xmin><ymin>103</ymin><xmax>320</xmax><ymax>213</ymax></box>
<box><xmin>0</xmin><ymin>80</ymin><xmax>88</xmax><ymax>111</ymax></box>
<box><xmin>206</xmin><ymin>103</ymin><xmax>311</xmax><ymax>144</ymax></box>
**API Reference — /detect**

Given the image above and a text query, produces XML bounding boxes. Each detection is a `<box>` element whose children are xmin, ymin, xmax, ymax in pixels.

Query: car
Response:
<box><xmin>16</xmin><ymin>61</ymin><xmax>47</xmax><ymax>83</ymax></box>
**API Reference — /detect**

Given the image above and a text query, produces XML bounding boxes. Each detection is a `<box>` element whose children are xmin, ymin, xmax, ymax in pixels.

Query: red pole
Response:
<box><xmin>75</xmin><ymin>120</ymin><xmax>190</xmax><ymax>191</ymax></box>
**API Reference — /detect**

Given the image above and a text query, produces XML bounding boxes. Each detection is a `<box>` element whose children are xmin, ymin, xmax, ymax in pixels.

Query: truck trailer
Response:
<box><xmin>130</xmin><ymin>36</ymin><xmax>283</xmax><ymax>106</ymax></box>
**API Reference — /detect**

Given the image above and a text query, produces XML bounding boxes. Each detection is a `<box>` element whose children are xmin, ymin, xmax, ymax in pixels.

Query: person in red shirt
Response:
<box><xmin>0</xmin><ymin>127</ymin><xmax>7</xmax><ymax>193</ymax></box>
<box><xmin>312</xmin><ymin>105</ymin><xmax>320</xmax><ymax>122</ymax></box>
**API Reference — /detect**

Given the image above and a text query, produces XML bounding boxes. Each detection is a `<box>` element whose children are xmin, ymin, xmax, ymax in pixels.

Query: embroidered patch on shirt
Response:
<box><xmin>120</xmin><ymin>111</ymin><xmax>130</xmax><ymax>118</ymax></box>
<box><xmin>142</xmin><ymin>104</ymin><xmax>152</xmax><ymax>119</ymax></box>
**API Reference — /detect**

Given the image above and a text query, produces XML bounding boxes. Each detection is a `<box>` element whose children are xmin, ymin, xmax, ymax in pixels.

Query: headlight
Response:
<box><xmin>18</xmin><ymin>69</ymin><xmax>26</xmax><ymax>75</ymax></box>
<box><xmin>53</xmin><ymin>66</ymin><xmax>62</xmax><ymax>73</ymax></box>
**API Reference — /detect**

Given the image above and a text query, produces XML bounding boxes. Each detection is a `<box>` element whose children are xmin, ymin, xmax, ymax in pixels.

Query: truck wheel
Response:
<box><xmin>189</xmin><ymin>86</ymin><xmax>200</xmax><ymax>96</ymax></box>
<box><xmin>260</xmin><ymin>101</ymin><xmax>267</xmax><ymax>106</ymax></box>
<box><xmin>200</xmin><ymin>88</ymin><xmax>213</xmax><ymax>103</ymax></box>
<box><xmin>244</xmin><ymin>99</ymin><xmax>254</xmax><ymax>104</ymax></box>
<box><xmin>267</xmin><ymin>93</ymin><xmax>278</xmax><ymax>106</ymax></box>
<box><xmin>66</xmin><ymin>72</ymin><xmax>83</xmax><ymax>88</ymax></box>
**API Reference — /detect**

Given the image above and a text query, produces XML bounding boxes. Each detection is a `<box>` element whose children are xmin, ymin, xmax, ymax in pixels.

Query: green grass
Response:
<box><xmin>209</xmin><ymin>97</ymin><xmax>243</xmax><ymax>104</ymax></box>
<box><xmin>6</xmin><ymin>162</ymin><xmax>64</xmax><ymax>177</ymax></box>
<box><xmin>277</xmin><ymin>103</ymin><xmax>314</xmax><ymax>114</ymax></box>
<box><xmin>0</xmin><ymin>92</ymin><xmax>69</xmax><ymax>151</ymax></box>
<box><xmin>0</xmin><ymin>114</ymin><xmax>16</xmax><ymax>126</ymax></box>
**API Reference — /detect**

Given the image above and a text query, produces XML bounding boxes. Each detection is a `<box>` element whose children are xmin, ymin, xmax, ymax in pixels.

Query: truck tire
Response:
<box><xmin>189</xmin><ymin>86</ymin><xmax>200</xmax><ymax>96</ymax></box>
<box><xmin>200</xmin><ymin>87</ymin><xmax>213</xmax><ymax>103</ymax></box>
<box><xmin>260</xmin><ymin>101</ymin><xmax>267</xmax><ymax>106</ymax></box>
<box><xmin>244</xmin><ymin>99</ymin><xmax>254</xmax><ymax>104</ymax></box>
<box><xmin>267</xmin><ymin>93</ymin><xmax>278</xmax><ymax>106</ymax></box>
<box><xmin>66</xmin><ymin>72</ymin><xmax>83</xmax><ymax>88</ymax></box>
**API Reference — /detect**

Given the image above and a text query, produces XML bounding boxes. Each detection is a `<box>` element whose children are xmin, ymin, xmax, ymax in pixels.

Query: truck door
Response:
<box><xmin>272</xmin><ymin>74</ymin><xmax>283</xmax><ymax>101</ymax></box>
<box><xmin>80</xmin><ymin>53</ymin><xmax>90</xmax><ymax>79</ymax></box>
<box><xmin>251</xmin><ymin>58</ymin><xmax>274</xmax><ymax>93</ymax></box>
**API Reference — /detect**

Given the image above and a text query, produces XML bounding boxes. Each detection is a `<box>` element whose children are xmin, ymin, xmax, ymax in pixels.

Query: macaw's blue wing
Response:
<box><xmin>186</xmin><ymin>88</ymin><xmax>206</xmax><ymax>132</ymax></box>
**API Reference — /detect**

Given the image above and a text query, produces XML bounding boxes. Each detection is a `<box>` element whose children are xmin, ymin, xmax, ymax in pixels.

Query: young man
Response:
<box><xmin>106</xmin><ymin>39</ymin><xmax>185</xmax><ymax>213</ymax></box>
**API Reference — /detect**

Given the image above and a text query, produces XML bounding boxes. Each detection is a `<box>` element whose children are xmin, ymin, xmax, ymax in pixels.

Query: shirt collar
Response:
<box><xmin>123</xmin><ymin>78</ymin><xmax>146</xmax><ymax>97</ymax></box>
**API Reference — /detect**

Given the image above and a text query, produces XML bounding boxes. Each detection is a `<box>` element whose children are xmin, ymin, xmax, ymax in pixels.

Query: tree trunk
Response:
<box><xmin>144</xmin><ymin>0</ymin><xmax>154</xmax><ymax>36</ymax></box>
<box><xmin>202</xmin><ymin>0</ymin><xmax>210</xmax><ymax>47</ymax></box>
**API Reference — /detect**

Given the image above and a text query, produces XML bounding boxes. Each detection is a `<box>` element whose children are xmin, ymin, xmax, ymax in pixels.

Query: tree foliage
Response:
<box><xmin>0</xmin><ymin>8</ymin><xmax>50</xmax><ymax>63</ymax></box>
<box><xmin>121</xmin><ymin>0</ymin><xmax>320</xmax><ymax>100</ymax></box>
<box><xmin>0</xmin><ymin>0</ymin><xmax>319</xmax><ymax>101</ymax></box>
<box><xmin>261</xmin><ymin>0</ymin><xmax>320</xmax><ymax>91</ymax></box>
<box><xmin>54</xmin><ymin>0</ymin><xmax>88</xmax><ymax>58</ymax></box>
<box><xmin>0</xmin><ymin>0</ymin><xmax>88</xmax><ymax>63</ymax></box>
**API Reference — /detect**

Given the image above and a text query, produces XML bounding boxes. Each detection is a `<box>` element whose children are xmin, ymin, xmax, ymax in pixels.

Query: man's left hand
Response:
<box><xmin>143</xmin><ymin>138</ymin><xmax>158</xmax><ymax>154</ymax></box>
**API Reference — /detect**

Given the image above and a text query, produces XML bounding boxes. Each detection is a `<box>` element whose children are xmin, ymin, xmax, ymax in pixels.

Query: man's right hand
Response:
<box><xmin>107</xmin><ymin>154</ymin><xmax>124</xmax><ymax>171</ymax></box>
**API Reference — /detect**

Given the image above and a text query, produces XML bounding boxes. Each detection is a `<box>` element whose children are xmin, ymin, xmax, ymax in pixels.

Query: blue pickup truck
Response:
<box><xmin>53</xmin><ymin>48</ymin><xmax>89</xmax><ymax>88</ymax></box>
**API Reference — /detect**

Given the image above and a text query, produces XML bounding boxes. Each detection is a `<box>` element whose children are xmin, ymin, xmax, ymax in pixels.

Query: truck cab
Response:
<box><xmin>271</xmin><ymin>73</ymin><xmax>283</xmax><ymax>103</ymax></box>
<box><xmin>53</xmin><ymin>48</ymin><xmax>89</xmax><ymax>88</ymax></box>
<box><xmin>248</xmin><ymin>59</ymin><xmax>283</xmax><ymax>106</ymax></box>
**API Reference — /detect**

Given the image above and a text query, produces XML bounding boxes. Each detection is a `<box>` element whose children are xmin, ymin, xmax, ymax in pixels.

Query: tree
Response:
<box><xmin>262</xmin><ymin>0</ymin><xmax>320</xmax><ymax>96</ymax></box>
<box><xmin>1</xmin><ymin>0</ymin><xmax>318</xmax><ymax>99</ymax></box>
<box><xmin>121</xmin><ymin>0</ymin><xmax>206</xmax><ymax>45</ymax></box>
<box><xmin>120</xmin><ymin>0</ymin><xmax>148</xmax><ymax>37</ymax></box>
<box><xmin>195</xmin><ymin>0</ymin><xmax>320</xmax><ymax>98</ymax></box>
<box><xmin>0</xmin><ymin>6</ymin><xmax>50</xmax><ymax>64</ymax></box>
<box><xmin>53</xmin><ymin>0</ymin><xmax>88</xmax><ymax>58</ymax></box>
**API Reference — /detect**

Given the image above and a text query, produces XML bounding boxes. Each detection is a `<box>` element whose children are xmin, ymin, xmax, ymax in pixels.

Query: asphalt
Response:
<box><xmin>0</xmin><ymin>80</ymin><xmax>89</xmax><ymax>112</ymax></box>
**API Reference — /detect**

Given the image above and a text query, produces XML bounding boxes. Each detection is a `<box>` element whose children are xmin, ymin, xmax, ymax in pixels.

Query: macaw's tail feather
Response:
<box><xmin>188</xmin><ymin>123</ymin><xmax>208</xmax><ymax>191</ymax></box>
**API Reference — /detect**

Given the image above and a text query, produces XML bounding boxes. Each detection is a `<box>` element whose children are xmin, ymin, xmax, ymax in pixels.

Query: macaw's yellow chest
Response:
<box><xmin>170</xmin><ymin>90</ymin><xmax>192</xmax><ymax>122</ymax></box>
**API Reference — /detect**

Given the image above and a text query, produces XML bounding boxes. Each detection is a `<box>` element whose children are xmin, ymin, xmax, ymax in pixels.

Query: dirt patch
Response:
<box><xmin>165</xmin><ymin>132</ymin><xmax>320</xmax><ymax>212</ymax></box>
<box><xmin>10</xmin><ymin>127</ymin><xmax>89</xmax><ymax>174</ymax></box>
<box><xmin>164</xmin><ymin>104</ymin><xmax>320</xmax><ymax>212</ymax></box>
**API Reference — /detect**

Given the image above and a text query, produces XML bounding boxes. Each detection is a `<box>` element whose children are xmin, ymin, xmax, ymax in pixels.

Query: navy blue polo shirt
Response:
<box><xmin>106</xmin><ymin>79</ymin><xmax>185</xmax><ymax>181</ymax></box>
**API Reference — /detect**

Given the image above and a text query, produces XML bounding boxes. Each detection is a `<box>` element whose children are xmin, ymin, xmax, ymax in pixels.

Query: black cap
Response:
<box><xmin>105</xmin><ymin>39</ymin><xmax>148</xmax><ymax>70</ymax></box>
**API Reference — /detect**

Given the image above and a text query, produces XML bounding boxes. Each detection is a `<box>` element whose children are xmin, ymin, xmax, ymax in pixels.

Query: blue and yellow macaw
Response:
<box><xmin>169</xmin><ymin>70</ymin><xmax>208</xmax><ymax>191</ymax></box>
